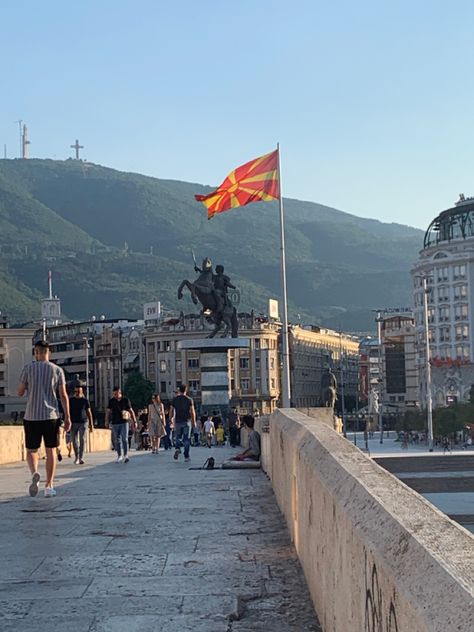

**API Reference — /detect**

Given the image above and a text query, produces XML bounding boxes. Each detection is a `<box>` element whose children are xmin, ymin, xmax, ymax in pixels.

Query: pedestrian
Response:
<box><xmin>228</xmin><ymin>407</ymin><xmax>240</xmax><ymax>447</ymax></box>
<box><xmin>442</xmin><ymin>436</ymin><xmax>451</xmax><ymax>455</ymax></box>
<box><xmin>203</xmin><ymin>416</ymin><xmax>215</xmax><ymax>448</ymax></box>
<box><xmin>163</xmin><ymin>404</ymin><xmax>173</xmax><ymax>450</ymax></box>
<box><xmin>17</xmin><ymin>340</ymin><xmax>71</xmax><ymax>497</ymax></box>
<box><xmin>69</xmin><ymin>384</ymin><xmax>93</xmax><ymax>464</ymax></box>
<box><xmin>215</xmin><ymin>421</ymin><xmax>225</xmax><ymax>446</ymax></box>
<box><xmin>148</xmin><ymin>394</ymin><xmax>165</xmax><ymax>454</ymax></box>
<box><xmin>105</xmin><ymin>387</ymin><xmax>137</xmax><ymax>463</ymax></box>
<box><xmin>170</xmin><ymin>384</ymin><xmax>196</xmax><ymax>462</ymax></box>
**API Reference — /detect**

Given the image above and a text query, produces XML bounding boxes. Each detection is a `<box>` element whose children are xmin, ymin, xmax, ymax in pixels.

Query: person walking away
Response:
<box><xmin>69</xmin><ymin>385</ymin><xmax>93</xmax><ymax>464</ymax></box>
<box><xmin>231</xmin><ymin>415</ymin><xmax>261</xmax><ymax>462</ymax></box>
<box><xmin>442</xmin><ymin>436</ymin><xmax>451</xmax><ymax>455</ymax></box>
<box><xmin>170</xmin><ymin>384</ymin><xmax>196</xmax><ymax>462</ymax></box>
<box><xmin>203</xmin><ymin>416</ymin><xmax>215</xmax><ymax>448</ymax></box>
<box><xmin>17</xmin><ymin>340</ymin><xmax>71</xmax><ymax>497</ymax></box>
<box><xmin>148</xmin><ymin>394</ymin><xmax>166</xmax><ymax>454</ymax></box>
<box><xmin>105</xmin><ymin>387</ymin><xmax>136</xmax><ymax>463</ymax></box>
<box><xmin>228</xmin><ymin>407</ymin><xmax>240</xmax><ymax>447</ymax></box>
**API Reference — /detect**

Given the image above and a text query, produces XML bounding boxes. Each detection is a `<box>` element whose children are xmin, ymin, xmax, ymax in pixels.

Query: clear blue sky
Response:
<box><xmin>1</xmin><ymin>0</ymin><xmax>473</xmax><ymax>230</ymax></box>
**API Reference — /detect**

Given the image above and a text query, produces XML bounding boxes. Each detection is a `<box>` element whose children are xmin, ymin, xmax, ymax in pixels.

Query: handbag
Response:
<box><xmin>121</xmin><ymin>410</ymin><xmax>131</xmax><ymax>421</ymax></box>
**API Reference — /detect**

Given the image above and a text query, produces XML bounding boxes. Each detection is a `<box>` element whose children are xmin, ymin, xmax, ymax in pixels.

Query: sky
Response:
<box><xmin>1</xmin><ymin>0</ymin><xmax>473</xmax><ymax>230</ymax></box>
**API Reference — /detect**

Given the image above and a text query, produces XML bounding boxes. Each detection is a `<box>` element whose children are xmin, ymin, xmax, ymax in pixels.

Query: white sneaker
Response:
<box><xmin>116</xmin><ymin>456</ymin><xmax>123</xmax><ymax>463</ymax></box>
<box><xmin>44</xmin><ymin>487</ymin><xmax>57</xmax><ymax>498</ymax></box>
<box><xmin>74</xmin><ymin>458</ymin><xmax>80</xmax><ymax>465</ymax></box>
<box><xmin>29</xmin><ymin>472</ymin><xmax>40</xmax><ymax>497</ymax></box>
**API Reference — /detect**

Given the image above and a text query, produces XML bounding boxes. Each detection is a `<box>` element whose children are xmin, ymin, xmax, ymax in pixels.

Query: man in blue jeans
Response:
<box><xmin>170</xmin><ymin>384</ymin><xmax>196</xmax><ymax>463</ymax></box>
<box><xmin>105</xmin><ymin>387</ymin><xmax>137</xmax><ymax>463</ymax></box>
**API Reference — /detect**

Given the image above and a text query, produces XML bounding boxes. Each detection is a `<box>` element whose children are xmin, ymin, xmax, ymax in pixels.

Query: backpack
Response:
<box><xmin>203</xmin><ymin>457</ymin><xmax>215</xmax><ymax>470</ymax></box>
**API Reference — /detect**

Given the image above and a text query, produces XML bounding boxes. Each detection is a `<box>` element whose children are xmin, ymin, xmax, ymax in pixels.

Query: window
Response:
<box><xmin>389</xmin><ymin>396</ymin><xmax>396</xmax><ymax>403</ymax></box>
<box><xmin>255</xmin><ymin>356</ymin><xmax>260</xmax><ymax>369</ymax></box>
<box><xmin>160</xmin><ymin>360</ymin><xmax>167</xmax><ymax>372</ymax></box>
<box><xmin>254</xmin><ymin>339</ymin><xmax>260</xmax><ymax>350</ymax></box>
<box><xmin>240</xmin><ymin>378</ymin><xmax>250</xmax><ymax>391</ymax></box>
<box><xmin>439</xmin><ymin>307</ymin><xmax>450</xmax><ymax>322</ymax></box>
<box><xmin>239</xmin><ymin>357</ymin><xmax>249</xmax><ymax>369</ymax></box>
<box><xmin>270</xmin><ymin>357</ymin><xmax>275</xmax><ymax>370</ymax></box>
<box><xmin>454</xmin><ymin>305</ymin><xmax>468</xmax><ymax>321</ymax></box>
<box><xmin>188</xmin><ymin>358</ymin><xmax>199</xmax><ymax>369</ymax></box>
<box><xmin>453</xmin><ymin>264</ymin><xmax>466</xmax><ymax>280</ymax></box>
<box><xmin>455</xmin><ymin>325</ymin><xmax>469</xmax><ymax>341</ymax></box>
<box><xmin>271</xmin><ymin>378</ymin><xmax>276</xmax><ymax>389</ymax></box>
<box><xmin>439</xmin><ymin>326</ymin><xmax>450</xmax><ymax>342</ymax></box>
<box><xmin>189</xmin><ymin>380</ymin><xmax>200</xmax><ymax>393</ymax></box>
<box><xmin>437</xmin><ymin>288</ymin><xmax>449</xmax><ymax>302</ymax></box>
<box><xmin>454</xmin><ymin>285</ymin><xmax>468</xmax><ymax>300</ymax></box>
<box><xmin>160</xmin><ymin>381</ymin><xmax>166</xmax><ymax>392</ymax></box>
<box><xmin>427</xmin><ymin>308</ymin><xmax>435</xmax><ymax>323</ymax></box>
<box><xmin>147</xmin><ymin>342</ymin><xmax>155</xmax><ymax>355</ymax></box>
<box><xmin>437</xmin><ymin>266</ymin><xmax>449</xmax><ymax>282</ymax></box>
<box><xmin>256</xmin><ymin>377</ymin><xmax>261</xmax><ymax>392</ymax></box>
<box><xmin>456</xmin><ymin>345</ymin><xmax>469</xmax><ymax>360</ymax></box>
<box><xmin>398</xmin><ymin>395</ymin><xmax>405</xmax><ymax>402</ymax></box>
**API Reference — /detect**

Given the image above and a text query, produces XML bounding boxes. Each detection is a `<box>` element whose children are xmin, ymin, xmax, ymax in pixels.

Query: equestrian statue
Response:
<box><xmin>320</xmin><ymin>367</ymin><xmax>337</xmax><ymax>409</ymax></box>
<box><xmin>177</xmin><ymin>255</ymin><xmax>239</xmax><ymax>338</ymax></box>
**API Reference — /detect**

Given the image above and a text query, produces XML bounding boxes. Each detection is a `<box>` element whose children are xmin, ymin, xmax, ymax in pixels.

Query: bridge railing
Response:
<box><xmin>262</xmin><ymin>408</ymin><xmax>474</xmax><ymax>632</ymax></box>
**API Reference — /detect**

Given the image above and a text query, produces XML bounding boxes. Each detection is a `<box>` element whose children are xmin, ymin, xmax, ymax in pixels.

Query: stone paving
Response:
<box><xmin>0</xmin><ymin>446</ymin><xmax>321</xmax><ymax>631</ymax></box>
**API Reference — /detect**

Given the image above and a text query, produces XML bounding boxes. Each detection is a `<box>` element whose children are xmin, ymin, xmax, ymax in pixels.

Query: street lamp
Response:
<box><xmin>421</xmin><ymin>276</ymin><xmax>434</xmax><ymax>452</ymax></box>
<box><xmin>376</xmin><ymin>311</ymin><xmax>384</xmax><ymax>444</ymax></box>
<box><xmin>83</xmin><ymin>337</ymin><xmax>90</xmax><ymax>401</ymax></box>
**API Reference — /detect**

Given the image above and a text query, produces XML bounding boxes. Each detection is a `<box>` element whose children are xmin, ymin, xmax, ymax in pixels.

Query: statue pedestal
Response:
<box><xmin>178</xmin><ymin>338</ymin><xmax>250</xmax><ymax>411</ymax></box>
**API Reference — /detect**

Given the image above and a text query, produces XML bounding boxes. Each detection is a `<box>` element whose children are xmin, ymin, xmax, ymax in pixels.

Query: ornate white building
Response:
<box><xmin>411</xmin><ymin>195</ymin><xmax>474</xmax><ymax>406</ymax></box>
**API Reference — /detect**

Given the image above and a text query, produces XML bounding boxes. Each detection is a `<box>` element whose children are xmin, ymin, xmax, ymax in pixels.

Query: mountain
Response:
<box><xmin>0</xmin><ymin>159</ymin><xmax>424</xmax><ymax>331</ymax></box>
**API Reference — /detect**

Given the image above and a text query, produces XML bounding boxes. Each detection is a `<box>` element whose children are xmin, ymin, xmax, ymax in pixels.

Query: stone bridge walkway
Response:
<box><xmin>0</xmin><ymin>446</ymin><xmax>320</xmax><ymax>632</ymax></box>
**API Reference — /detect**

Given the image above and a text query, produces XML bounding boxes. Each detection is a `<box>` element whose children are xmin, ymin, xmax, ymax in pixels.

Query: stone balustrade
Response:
<box><xmin>0</xmin><ymin>425</ymin><xmax>112</xmax><ymax>465</ymax></box>
<box><xmin>264</xmin><ymin>408</ymin><xmax>474</xmax><ymax>632</ymax></box>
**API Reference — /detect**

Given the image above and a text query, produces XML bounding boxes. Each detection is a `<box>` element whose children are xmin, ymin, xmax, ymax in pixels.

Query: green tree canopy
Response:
<box><xmin>123</xmin><ymin>371</ymin><xmax>154</xmax><ymax>410</ymax></box>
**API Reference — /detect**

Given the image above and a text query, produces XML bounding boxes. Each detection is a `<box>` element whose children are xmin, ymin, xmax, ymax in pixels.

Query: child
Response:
<box><xmin>215</xmin><ymin>422</ymin><xmax>225</xmax><ymax>446</ymax></box>
<box><xmin>203</xmin><ymin>416</ymin><xmax>215</xmax><ymax>448</ymax></box>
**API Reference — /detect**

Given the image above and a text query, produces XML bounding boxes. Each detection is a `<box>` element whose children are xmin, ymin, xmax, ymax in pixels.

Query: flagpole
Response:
<box><xmin>277</xmin><ymin>143</ymin><xmax>291</xmax><ymax>408</ymax></box>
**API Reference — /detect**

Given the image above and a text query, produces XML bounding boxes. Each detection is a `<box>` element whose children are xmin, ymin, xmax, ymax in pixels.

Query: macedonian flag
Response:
<box><xmin>195</xmin><ymin>149</ymin><xmax>280</xmax><ymax>219</ymax></box>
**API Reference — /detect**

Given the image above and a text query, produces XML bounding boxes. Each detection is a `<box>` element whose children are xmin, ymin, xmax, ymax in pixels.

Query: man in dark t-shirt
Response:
<box><xmin>69</xmin><ymin>386</ymin><xmax>93</xmax><ymax>465</ymax></box>
<box><xmin>170</xmin><ymin>384</ymin><xmax>196</xmax><ymax>462</ymax></box>
<box><xmin>106</xmin><ymin>387</ymin><xmax>136</xmax><ymax>463</ymax></box>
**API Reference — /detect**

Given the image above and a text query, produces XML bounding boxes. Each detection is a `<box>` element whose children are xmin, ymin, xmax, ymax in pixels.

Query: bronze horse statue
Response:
<box><xmin>177</xmin><ymin>257</ymin><xmax>238</xmax><ymax>338</ymax></box>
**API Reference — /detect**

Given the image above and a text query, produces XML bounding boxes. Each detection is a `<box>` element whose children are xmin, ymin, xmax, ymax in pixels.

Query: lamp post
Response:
<box><xmin>376</xmin><ymin>311</ymin><xmax>384</xmax><ymax>444</ymax></box>
<box><xmin>83</xmin><ymin>337</ymin><xmax>90</xmax><ymax>401</ymax></box>
<box><xmin>421</xmin><ymin>276</ymin><xmax>434</xmax><ymax>452</ymax></box>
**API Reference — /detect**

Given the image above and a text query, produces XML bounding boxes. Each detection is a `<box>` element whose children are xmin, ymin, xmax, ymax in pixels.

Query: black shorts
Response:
<box><xmin>23</xmin><ymin>419</ymin><xmax>60</xmax><ymax>450</ymax></box>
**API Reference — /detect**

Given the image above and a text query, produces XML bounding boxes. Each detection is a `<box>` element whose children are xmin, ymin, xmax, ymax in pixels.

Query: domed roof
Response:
<box><xmin>424</xmin><ymin>195</ymin><xmax>474</xmax><ymax>248</ymax></box>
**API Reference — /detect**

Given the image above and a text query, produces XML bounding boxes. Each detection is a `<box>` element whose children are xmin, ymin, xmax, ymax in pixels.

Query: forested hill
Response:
<box><xmin>0</xmin><ymin>158</ymin><xmax>424</xmax><ymax>331</ymax></box>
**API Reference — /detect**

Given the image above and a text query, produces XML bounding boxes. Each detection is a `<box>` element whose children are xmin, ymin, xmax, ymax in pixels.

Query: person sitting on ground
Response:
<box><xmin>231</xmin><ymin>415</ymin><xmax>260</xmax><ymax>461</ymax></box>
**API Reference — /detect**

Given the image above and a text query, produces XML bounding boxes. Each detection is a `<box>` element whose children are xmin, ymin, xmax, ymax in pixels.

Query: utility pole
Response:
<box><xmin>422</xmin><ymin>276</ymin><xmax>434</xmax><ymax>451</ymax></box>
<box><xmin>376</xmin><ymin>311</ymin><xmax>384</xmax><ymax>444</ymax></box>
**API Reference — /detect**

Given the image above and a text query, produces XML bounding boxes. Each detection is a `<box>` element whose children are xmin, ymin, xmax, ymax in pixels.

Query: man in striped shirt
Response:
<box><xmin>17</xmin><ymin>340</ymin><xmax>71</xmax><ymax>498</ymax></box>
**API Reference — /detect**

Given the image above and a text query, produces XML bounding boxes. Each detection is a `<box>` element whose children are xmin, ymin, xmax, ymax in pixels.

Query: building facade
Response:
<box><xmin>412</xmin><ymin>195</ymin><xmax>474</xmax><ymax>407</ymax></box>
<box><xmin>289</xmin><ymin>325</ymin><xmax>359</xmax><ymax>409</ymax></box>
<box><xmin>141</xmin><ymin>312</ymin><xmax>281</xmax><ymax>415</ymax></box>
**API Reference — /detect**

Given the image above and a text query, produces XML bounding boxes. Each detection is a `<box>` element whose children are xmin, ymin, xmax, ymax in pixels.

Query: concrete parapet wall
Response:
<box><xmin>0</xmin><ymin>426</ymin><xmax>112</xmax><ymax>465</ymax></box>
<box><xmin>267</xmin><ymin>408</ymin><xmax>474</xmax><ymax>632</ymax></box>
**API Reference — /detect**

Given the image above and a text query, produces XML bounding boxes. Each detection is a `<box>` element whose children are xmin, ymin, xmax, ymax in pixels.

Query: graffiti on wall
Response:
<box><xmin>364</xmin><ymin>554</ymin><xmax>399</xmax><ymax>632</ymax></box>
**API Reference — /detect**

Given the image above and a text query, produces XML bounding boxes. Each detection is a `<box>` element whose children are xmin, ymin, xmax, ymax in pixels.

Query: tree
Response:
<box><xmin>396</xmin><ymin>408</ymin><xmax>425</xmax><ymax>433</ymax></box>
<box><xmin>433</xmin><ymin>405</ymin><xmax>465</xmax><ymax>438</ymax></box>
<box><xmin>123</xmin><ymin>371</ymin><xmax>154</xmax><ymax>410</ymax></box>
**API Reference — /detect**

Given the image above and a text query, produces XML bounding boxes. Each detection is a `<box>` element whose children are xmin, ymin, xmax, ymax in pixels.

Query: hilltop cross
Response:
<box><xmin>70</xmin><ymin>139</ymin><xmax>84</xmax><ymax>159</ymax></box>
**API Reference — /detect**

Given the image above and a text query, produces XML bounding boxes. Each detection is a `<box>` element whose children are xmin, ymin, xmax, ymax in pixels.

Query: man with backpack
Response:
<box><xmin>170</xmin><ymin>384</ymin><xmax>196</xmax><ymax>463</ymax></box>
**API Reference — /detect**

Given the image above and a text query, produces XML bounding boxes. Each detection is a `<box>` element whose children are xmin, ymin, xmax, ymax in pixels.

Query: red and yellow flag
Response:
<box><xmin>195</xmin><ymin>149</ymin><xmax>280</xmax><ymax>219</ymax></box>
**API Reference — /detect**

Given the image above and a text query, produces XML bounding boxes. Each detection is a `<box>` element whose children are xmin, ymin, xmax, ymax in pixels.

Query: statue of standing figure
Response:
<box><xmin>320</xmin><ymin>367</ymin><xmax>337</xmax><ymax>408</ymax></box>
<box><xmin>177</xmin><ymin>256</ymin><xmax>239</xmax><ymax>338</ymax></box>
